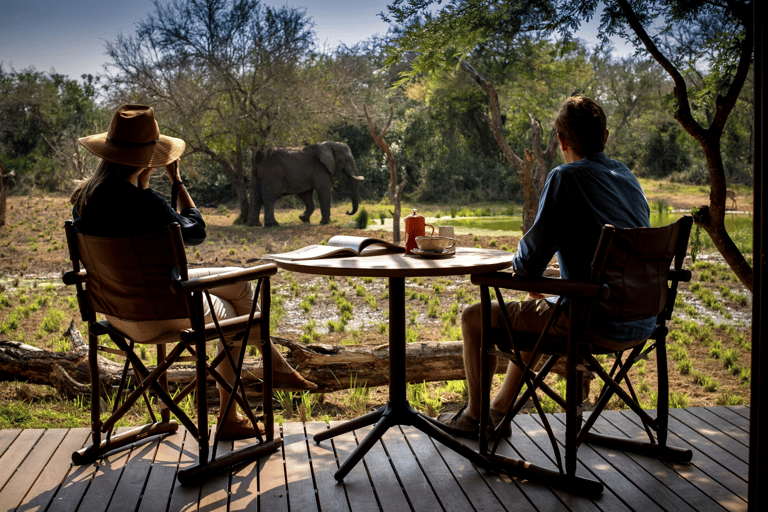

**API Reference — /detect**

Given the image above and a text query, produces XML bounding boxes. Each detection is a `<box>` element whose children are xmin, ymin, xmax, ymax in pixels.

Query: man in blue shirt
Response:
<box><xmin>437</xmin><ymin>96</ymin><xmax>653</xmax><ymax>438</ymax></box>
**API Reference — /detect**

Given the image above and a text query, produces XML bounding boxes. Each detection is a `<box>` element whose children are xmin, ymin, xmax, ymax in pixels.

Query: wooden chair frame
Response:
<box><xmin>63</xmin><ymin>220</ymin><xmax>281</xmax><ymax>485</ymax></box>
<box><xmin>471</xmin><ymin>216</ymin><xmax>694</xmax><ymax>496</ymax></box>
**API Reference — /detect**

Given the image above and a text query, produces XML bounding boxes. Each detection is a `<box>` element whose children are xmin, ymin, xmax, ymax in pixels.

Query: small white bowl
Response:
<box><xmin>415</xmin><ymin>236</ymin><xmax>456</xmax><ymax>252</ymax></box>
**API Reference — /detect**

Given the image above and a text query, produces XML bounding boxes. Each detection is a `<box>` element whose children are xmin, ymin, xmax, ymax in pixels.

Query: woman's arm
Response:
<box><xmin>166</xmin><ymin>160</ymin><xmax>195</xmax><ymax>211</ymax></box>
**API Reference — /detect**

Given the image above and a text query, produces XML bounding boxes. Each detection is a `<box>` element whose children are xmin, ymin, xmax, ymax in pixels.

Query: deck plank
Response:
<box><xmin>353</xmin><ymin>424</ymin><xmax>411</xmax><ymax>512</ymax></box>
<box><xmin>15</xmin><ymin>428</ymin><xmax>90</xmax><ymax>512</ymax></box>
<box><xmin>705</xmin><ymin>406</ymin><xmax>750</xmax><ymax>433</ymax></box>
<box><xmin>258</xmin><ymin>425</ymin><xmax>289</xmax><ymax>512</ymax></box>
<box><xmin>380</xmin><ymin>426</ymin><xmax>444</xmax><ymax>511</ymax></box>
<box><xmin>579</xmin><ymin>412</ymin><xmax>699</xmax><ymax>512</ymax></box>
<box><xmin>137</xmin><ymin>430</ymin><xmax>186</xmax><ymax>512</ymax></box>
<box><xmin>0</xmin><ymin>429</ymin><xmax>21</xmax><ymax>459</ymax></box>
<box><xmin>106</xmin><ymin>436</ymin><xmax>162</xmax><ymax>512</ymax></box>
<box><xmin>305</xmin><ymin>421</ymin><xmax>351</xmax><ymax>512</ymax></box>
<box><xmin>0</xmin><ymin>429</ymin><xmax>44</xmax><ymax>492</ymax></box>
<box><xmin>674</xmin><ymin>409</ymin><xmax>749</xmax><ymax>462</ymax></box>
<box><xmin>591</xmin><ymin>411</ymin><xmax>730</xmax><ymax>512</ymax></box>
<box><xmin>398</xmin><ymin>425</ymin><xmax>475</xmax><ymax>512</ymax></box>
<box><xmin>75</xmin><ymin>428</ymin><xmax>140</xmax><ymax>512</ymax></box>
<box><xmin>283</xmin><ymin>421</ymin><xmax>320</xmax><ymax>512</ymax></box>
<box><xmin>432</xmin><ymin>429</ymin><xmax>529</xmax><ymax>512</ymax></box>
<box><xmin>0</xmin><ymin>405</ymin><xmax>754</xmax><ymax>512</ymax></box>
<box><xmin>665</xmin><ymin>410</ymin><xmax>749</xmax><ymax>497</ymax></box>
<box><xmin>500</xmin><ymin>415</ymin><xmax>579</xmax><ymax>512</ymax></box>
<box><xmin>539</xmin><ymin>412</ymin><xmax>660</xmax><ymax>512</ymax></box>
<box><xmin>229</xmin><ymin>432</ymin><xmax>264</xmax><ymax>511</ymax></box>
<box><xmin>326</xmin><ymin>421</ymin><xmax>380</xmax><ymax>512</ymax></box>
<box><xmin>166</xmin><ymin>430</ymin><xmax>202</xmax><ymax>512</ymax></box>
<box><xmin>607</xmin><ymin>409</ymin><xmax>748</xmax><ymax>512</ymax></box>
<box><xmin>197</xmin><ymin>433</ymin><xmax>235</xmax><ymax>512</ymax></box>
<box><xmin>683</xmin><ymin>408</ymin><xmax>749</xmax><ymax>448</ymax></box>
<box><xmin>0</xmin><ymin>428</ymin><xmax>68</xmax><ymax>510</ymax></box>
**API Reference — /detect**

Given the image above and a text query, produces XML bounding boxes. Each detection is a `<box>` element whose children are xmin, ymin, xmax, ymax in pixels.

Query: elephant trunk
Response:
<box><xmin>346</xmin><ymin>175</ymin><xmax>363</xmax><ymax>215</ymax></box>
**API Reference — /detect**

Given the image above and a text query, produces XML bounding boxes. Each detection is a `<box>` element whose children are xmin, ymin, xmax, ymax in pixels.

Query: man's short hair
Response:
<box><xmin>554</xmin><ymin>96</ymin><xmax>607</xmax><ymax>156</ymax></box>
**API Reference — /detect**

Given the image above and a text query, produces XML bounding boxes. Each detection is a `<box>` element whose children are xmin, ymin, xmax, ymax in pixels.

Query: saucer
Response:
<box><xmin>410</xmin><ymin>248</ymin><xmax>456</xmax><ymax>259</ymax></box>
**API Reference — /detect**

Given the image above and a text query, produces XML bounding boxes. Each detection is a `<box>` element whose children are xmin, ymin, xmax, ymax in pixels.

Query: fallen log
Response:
<box><xmin>1</xmin><ymin>330</ymin><xmax>589</xmax><ymax>400</ymax></box>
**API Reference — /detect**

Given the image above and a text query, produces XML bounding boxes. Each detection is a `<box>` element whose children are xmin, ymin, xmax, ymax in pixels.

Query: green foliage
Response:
<box><xmin>354</xmin><ymin>208</ymin><xmax>370</xmax><ymax>229</ymax></box>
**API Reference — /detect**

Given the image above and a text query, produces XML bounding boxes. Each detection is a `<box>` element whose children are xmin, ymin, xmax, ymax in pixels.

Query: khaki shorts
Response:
<box><xmin>488</xmin><ymin>298</ymin><xmax>571</xmax><ymax>338</ymax></box>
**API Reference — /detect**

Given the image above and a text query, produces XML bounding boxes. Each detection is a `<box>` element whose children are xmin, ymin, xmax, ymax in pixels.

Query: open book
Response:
<box><xmin>262</xmin><ymin>235</ymin><xmax>404</xmax><ymax>261</ymax></box>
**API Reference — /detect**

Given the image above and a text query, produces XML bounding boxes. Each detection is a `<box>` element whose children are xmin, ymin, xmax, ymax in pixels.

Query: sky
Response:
<box><xmin>1</xmin><ymin>0</ymin><xmax>627</xmax><ymax>80</ymax></box>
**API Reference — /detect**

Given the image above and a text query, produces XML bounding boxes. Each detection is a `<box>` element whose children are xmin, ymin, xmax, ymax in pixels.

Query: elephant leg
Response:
<box><xmin>251</xmin><ymin>184</ymin><xmax>264</xmax><ymax>227</ymax></box>
<box><xmin>317</xmin><ymin>188</ymin><xmax>331</xmax><ymax>225</ymax></box>
<box><xmin>263</xmin><ymin>196</ymin><xmax>279</xmax><ymax>227</ymax></box>
<box><xmin>298</xmin><ymin>191</ymin><xmax>315</xmax><ymax>223</ymax></box>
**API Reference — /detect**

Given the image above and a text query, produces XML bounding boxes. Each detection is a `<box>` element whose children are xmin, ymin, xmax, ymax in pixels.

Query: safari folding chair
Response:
<box><xmin>471</xmin><ymin>215</ymin><xmax>694</xmax><ymax>496</ymax></box>
<box><xmin>62</xmin><ymin>220</ymin><xmax>281</xmax><ymax>485</ymax></box>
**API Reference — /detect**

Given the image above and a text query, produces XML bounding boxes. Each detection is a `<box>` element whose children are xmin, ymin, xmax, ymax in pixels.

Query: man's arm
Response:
<box><xmin>511</xmin><ymin>170</ymin><xmax>566</xmax><ymax>277</ymax></box>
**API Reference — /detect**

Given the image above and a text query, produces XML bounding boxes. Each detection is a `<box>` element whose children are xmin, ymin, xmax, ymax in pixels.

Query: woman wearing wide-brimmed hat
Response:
<box><xmin>71</xmin><ymin>105</ymin><xmax>316</xmax><ymax>440</ymax></box>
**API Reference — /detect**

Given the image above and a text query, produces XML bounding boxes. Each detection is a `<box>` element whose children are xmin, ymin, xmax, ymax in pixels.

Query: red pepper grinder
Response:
<box><xmin>404</xmin><ymin>209</ymin><xmax>433</xmax><ymax>254</ymax></box>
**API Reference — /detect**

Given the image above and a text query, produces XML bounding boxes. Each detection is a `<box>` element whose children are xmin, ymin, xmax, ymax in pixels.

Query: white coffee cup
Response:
<box><xmin>438</xmin><ymin>225</ymin><xmax>455</xmax><ymax>238</ymax></box>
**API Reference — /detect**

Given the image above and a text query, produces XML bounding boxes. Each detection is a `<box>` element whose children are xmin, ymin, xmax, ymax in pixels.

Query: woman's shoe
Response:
<box><xmin>273</xmin><ymin>369</ymin><xmax>318</xmax><ymax>391</ymax></box>
<box><xmin>217</xmin><ymin>414</ymin><xmax>263</xmax><ymax>441</ymax></box>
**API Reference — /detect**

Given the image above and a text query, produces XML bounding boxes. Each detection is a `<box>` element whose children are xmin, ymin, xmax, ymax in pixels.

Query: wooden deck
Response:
<box><xmin>0</xmin><ymin>406</ymin><xmax>749</xmax><ymax>512</ymax></box>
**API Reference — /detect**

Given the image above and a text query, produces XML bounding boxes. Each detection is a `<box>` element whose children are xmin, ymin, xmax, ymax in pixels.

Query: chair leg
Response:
<box><xmin>177</xmin><ymin>282</ymin><xmax>282</xmax><ymax>486</ymax></box>
<box><xmin>656</xmin><ymin>339</ymin><xmax>670</xmax><ymax>448</ymax></box>
<box><xmin>582</xmin><ymin>340</ymin><xmax>692</xmax><ymax>463</ymax></box>
<box><xmin>72</xmin><ymin>332</ymin><xmax>179</xmax><ymax>465</ymax></box>
<box><xmin>158</xmin><ymin>344</ymin><xmax>172</xmax><ymax>423</ymax></box>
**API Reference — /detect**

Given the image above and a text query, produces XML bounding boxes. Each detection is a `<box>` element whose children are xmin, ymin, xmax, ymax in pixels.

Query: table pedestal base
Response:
<box><xmin>314</xmin><ymin>399</ymin><xmax>489</xmax><ymax>481</ymax></box>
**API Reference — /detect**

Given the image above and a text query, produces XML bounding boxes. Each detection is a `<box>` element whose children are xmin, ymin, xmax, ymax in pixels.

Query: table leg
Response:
<box><xmin>313</xmin><ymin>276</ymin><xmax>488</xmax><ymax>480</ymax></box>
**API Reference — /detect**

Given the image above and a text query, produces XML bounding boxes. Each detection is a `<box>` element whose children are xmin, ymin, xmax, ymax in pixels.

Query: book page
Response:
<box><xmin>261</xmin><ymin>244</ymin><xmax>354</xmax><ymax>261</ymax></box>
<box><xmin>328</xmin><ymin>235</ymin><xmax>404</xmax><ymax>253</ymax></box>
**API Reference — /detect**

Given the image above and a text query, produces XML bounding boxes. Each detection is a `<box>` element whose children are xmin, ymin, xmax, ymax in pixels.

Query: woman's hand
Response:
<box><xmin>166</xmin><ymin>160</ymin><xmax>181</xmax><ymax>183</ymax></box>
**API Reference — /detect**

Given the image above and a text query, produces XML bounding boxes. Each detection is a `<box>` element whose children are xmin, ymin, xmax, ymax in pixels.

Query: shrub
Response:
<box><xmin>354</xmin><ymin>208</ymin><xmax>369</xmax><ymax>229</ymax></box>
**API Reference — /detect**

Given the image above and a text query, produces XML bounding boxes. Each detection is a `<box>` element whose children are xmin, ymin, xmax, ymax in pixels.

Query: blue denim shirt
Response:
<box><xmin>511</xmin><ymin>153</ymin><xmax>655</xmax><ymax>341</ymax></box>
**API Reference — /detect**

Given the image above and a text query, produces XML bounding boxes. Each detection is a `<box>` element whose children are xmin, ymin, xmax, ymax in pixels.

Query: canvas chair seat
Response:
<box><xmin>471</xmin><ymin>216</ymin><xmax>694</xmax><ymax>496</ymax></box>
<box><xmin>63</xmin><ymin>220</ymin><xmax>281</xmax><ymax>485</ymax></box>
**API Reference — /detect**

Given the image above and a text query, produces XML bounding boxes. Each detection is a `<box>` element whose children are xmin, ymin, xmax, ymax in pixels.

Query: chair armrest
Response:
<box><xmin>170</xmin><ymin>263</ymin><xmax>278</xmax><ymax>295</ymax></box>
<box><xmin>668</xmin><ymin>269</ymin><xmax>692</xmax><ymax>282</ymax></box>
<box><xmin>62</xmin><ymin>270</ymin><xmax>87</xmax><ymax>285</ymax></box>
<box><xmin>471</xmin><ymin>271</ymin><xmax>610</xmax><ymax>301</ymax></box>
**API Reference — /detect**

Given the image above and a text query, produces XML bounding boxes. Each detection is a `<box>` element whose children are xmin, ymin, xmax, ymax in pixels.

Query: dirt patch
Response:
<box><xmin>0</xmin><ymin>194</ymin><xmax>752</xmax><ymax>428</ymax></box>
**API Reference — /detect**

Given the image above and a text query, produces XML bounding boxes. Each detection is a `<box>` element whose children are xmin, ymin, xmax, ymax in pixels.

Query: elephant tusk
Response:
<box><xmin>352</xmin><ymin>175</ymin><xmax>365</xmax><ymax>180</ymax></box>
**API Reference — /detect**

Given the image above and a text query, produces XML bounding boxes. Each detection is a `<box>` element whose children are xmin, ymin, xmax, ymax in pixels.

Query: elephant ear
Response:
<box><xmin>317</xmin><ymin>141</ymin><xmax>336</xmax><ymax>174</ymax></box>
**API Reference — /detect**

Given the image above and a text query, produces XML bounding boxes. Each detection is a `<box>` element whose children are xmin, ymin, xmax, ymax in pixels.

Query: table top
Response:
<box><xmin>272</xmin><ymin>246</ymin><xmax>514</xmax><ymax>278</ymax></box>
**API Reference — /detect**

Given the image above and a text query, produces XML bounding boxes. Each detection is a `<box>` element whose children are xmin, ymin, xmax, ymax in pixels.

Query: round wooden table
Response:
<box><xmin>274</xmin><ymin>247</ymin><xmax>514</xmax><ymax>481</ymax></box>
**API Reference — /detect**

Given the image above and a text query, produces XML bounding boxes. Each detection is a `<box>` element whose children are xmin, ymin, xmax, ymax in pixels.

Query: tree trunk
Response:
<box><xmin>199</xmin><ymin>147</ymin><xmax>250</xmax><ymax>225</ymax></box>
<box><xmin>0</xmin><ymin>160</ymin><xmax>13</xmax><ymax>228</ymax></box>
<box><xmin>0</xmin><ymin>336</ymin><xmax>589</xmax><ymax>400</ymax></box>
<box><xmin>459</xmin><ymin>60</ymin><xmax>541</xmax><ymax>234</ymax></box>
<box><xmin>530</xmin><ymin>114</ymin><xmax>559</xmax><ymax>199</ymax></box>
<box><xmin>364</xmin><ymin>105</ymin><xmax>406</xmax><ymax>244</ymax></box>
<box><xmin>616</xmin><ymin>0</ymin><xmax>754</xmax><ymax>292</ymax></box>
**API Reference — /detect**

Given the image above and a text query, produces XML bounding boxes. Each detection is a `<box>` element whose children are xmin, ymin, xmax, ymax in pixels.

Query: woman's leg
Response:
<box><xmin>189</xmin><ymin>268</ymin><xmax>294</xmax><ymax>373</ymax></box>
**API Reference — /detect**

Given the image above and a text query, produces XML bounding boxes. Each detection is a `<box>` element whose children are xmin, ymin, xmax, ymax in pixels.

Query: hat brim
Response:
<box><xmin>78</xmin><ymin>132</ymin><xmax>185</xmax><ymax>168</ymax></box>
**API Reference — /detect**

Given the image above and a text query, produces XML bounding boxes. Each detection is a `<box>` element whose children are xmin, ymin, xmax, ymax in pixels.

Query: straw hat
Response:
<box><xmin>78</xmin><ymin>105</ymin><xmax>185</xmax><ymax>167</ymax></box>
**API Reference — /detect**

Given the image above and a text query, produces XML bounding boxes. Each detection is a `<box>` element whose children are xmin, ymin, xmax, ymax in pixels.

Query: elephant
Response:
<box><xmin>248</xmin><ymin>141</ymin><xmax>364</xmax><ymax>227</ymax></box>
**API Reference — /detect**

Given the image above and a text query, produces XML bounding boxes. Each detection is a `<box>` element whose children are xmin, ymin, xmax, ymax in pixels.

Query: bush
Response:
<box><xmin>355</xmin><ymin>208</ymin><xmax>369</xmax><ymax>229</ymax></box>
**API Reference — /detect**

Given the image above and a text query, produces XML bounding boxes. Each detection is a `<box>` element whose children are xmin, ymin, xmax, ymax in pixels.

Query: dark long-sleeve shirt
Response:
<box><xmin>72</xmin><ymin>179</ymin><xmax>206</xmax><ymax>246</ymax></box>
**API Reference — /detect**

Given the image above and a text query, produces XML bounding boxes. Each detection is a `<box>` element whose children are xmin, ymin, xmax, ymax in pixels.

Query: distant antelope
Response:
<box><xmin>726</xmin><ymin>189</ymin><xmax>738</xmax><ymax>210</ymax></box>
